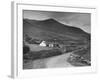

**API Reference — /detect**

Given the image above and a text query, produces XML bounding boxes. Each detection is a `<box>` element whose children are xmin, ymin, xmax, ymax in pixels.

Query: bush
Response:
<box><xmin>23</xmin><ymin>45</ymin><xmax>30</xmax><ymax>54</ymax></box>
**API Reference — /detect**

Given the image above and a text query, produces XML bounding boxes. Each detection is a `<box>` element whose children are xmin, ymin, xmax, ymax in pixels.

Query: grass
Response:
<box><xmin>23</xmin><ymin>40</ymin><xmax>91</xmax><ymax>67</ymax></box>
<box><xmin>23</xmin><ymin>49</ymin><xmax>63</xmax><ymax>61</ymax></box>
<box><xmin>67</xmin><ymin>46</ymin><xmax>91</xmax><ymax>66</ymax></box>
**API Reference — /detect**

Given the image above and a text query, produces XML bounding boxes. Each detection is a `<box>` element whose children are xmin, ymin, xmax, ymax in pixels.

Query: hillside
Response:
<box><xmin>23</xmin><ymin>18</ymin><xmax>90</xmax><ymax>42</ymax></box>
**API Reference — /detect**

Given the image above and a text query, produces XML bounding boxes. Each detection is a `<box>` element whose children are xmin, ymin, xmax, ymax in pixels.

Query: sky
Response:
<box><xmin>23</xmin><ymin>10</ymin><xmax>91</xmax><ymax>33</ymax></box>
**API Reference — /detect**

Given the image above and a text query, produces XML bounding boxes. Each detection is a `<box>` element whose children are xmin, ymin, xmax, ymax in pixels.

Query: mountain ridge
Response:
<box><xmin>23</xmin><ymin>18</ymin><xmax>90</xmax><ymax>42</ymax></box>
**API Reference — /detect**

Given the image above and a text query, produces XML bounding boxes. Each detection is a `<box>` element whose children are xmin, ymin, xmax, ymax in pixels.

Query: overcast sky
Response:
<box><xmin>23</xmin><ymin>10</ymin><xmax>91</xmax><ymax>33</ymax></box>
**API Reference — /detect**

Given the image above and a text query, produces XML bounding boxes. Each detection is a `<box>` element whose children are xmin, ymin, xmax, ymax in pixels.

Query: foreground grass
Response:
<box><xmin>23</xmin><ymin>44</ymin><xmax>91</xmax><ymax>69</ymax></box>
<box><xmin>23</xmin><ymin>49</ymin><xmax>63</xmax><ymax>61</ymax></box>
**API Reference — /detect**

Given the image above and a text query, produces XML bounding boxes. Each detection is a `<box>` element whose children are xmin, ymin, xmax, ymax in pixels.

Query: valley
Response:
<box><xmin>23</xmin><ymin>18</ymin><xmax>91</xmax><ymax>69</ymax></box>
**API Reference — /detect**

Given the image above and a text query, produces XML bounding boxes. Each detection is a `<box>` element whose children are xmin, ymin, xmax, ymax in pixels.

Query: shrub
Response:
<box><xmin>23</xmin><ymin>45</ymin><xmax>30</xmax><ymax>54</ymax></box>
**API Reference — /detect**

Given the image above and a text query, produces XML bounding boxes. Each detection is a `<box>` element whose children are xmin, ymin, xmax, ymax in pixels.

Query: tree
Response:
<box><xmin>23</xmin><ymin>45</ymin><xmax>30</xmax><ymax>54</ymax></box>
<box><xmin>24</xmin><ymin>34</ymin><xmax>32</xmax><ymax>43</ymax></box>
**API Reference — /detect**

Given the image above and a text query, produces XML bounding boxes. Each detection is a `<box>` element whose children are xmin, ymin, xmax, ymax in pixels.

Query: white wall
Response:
<box><xmin>0</xmin><ymin>0</ymin><xmax>100</xmax><ymax>80</ymax></box>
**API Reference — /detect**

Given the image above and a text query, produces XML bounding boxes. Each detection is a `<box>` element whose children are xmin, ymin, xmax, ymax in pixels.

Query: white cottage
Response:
<box><xmin>39</xmin><ymin>41</ymin><xmax>46</xmax><ymax>47</ymax></box>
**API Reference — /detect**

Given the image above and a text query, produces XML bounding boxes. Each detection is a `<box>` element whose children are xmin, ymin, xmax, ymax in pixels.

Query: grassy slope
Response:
<box><xmin>23</xmin><ymin>19</ymin><xmax>90</xmax><ymax>41</ymax></box>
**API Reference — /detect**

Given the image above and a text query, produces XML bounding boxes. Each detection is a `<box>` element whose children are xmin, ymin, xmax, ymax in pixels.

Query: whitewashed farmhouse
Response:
<box><xmin>39</xmin><ymin>41</ymin><xmax>46</xmax><ymax>47</ymax></box>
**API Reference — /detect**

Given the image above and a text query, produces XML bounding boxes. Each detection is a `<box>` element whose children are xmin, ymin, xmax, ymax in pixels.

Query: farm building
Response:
<box><xmin>39</xmin><ymin>40</ymin><xmax>61</xmax><ymax>48</ymax></box>
<box><xmin>39</xmin><ymin>41</ymin><xmax>46</xmax><ymax>47</ymax></box>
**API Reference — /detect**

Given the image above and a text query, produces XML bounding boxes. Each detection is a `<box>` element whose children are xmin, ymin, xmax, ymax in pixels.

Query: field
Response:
<box><xmin>23</xmin><ymin>39</ymin><xmax>90</xmax><ymax>69</ymax></box>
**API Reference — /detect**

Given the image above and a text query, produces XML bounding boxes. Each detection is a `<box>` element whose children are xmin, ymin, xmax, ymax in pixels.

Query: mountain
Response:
<box><xmin>23</xmin><ymin>18</ymin><xmax>90</xmax><ymax>43</ymax></box>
